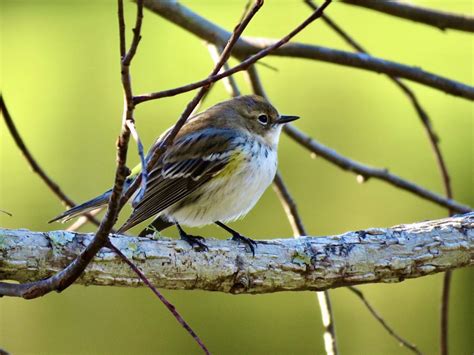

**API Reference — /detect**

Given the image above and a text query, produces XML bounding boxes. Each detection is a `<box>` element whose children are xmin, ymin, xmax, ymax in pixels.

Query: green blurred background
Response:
<box><xmin>1</xmin><ymin>1</ymin><xmax>473</xmax><ymax>354</ymax></box>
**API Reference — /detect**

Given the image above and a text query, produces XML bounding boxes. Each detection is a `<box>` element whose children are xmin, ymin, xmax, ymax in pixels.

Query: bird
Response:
<box><xmin>49</xmin><ymin>95</ymin><xmax>299</xmax><ymax>254</ymax></box>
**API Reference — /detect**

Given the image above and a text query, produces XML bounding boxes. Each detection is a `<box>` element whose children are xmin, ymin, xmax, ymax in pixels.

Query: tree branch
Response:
<box><xmin>138</xmin><ymin>0</ymin><xmax>474</xmax><ymax>101</ymax></box>
<box><xmin>0</xmin><ymin>96</ymin><xmax>101</xmax><ymax>228</ymax></box>
<box><xmin>347</xmin><ymin>286</ymin><xmax>422</xmax><ymax>355</ymax></box>
<box><xmin>303</xmin><ymin>2</ymin><xmax>456</xmax><ymax>353</ymax></box>
<box><xmin>340</xmin><ymin>0</ymin><xmax>474</xmax><ymax>33</ymax></box>
<box><xmin>248</xmin><ymin>63</ymin><xmax>339</xmax><ymax>353</ymax></box>
<box><xmin>284</xmin><ymin>125</ymin><xmax>472</xmax><ymax>214</ymax></box>
<box><xmin>2</xmin><ymin>214</ymin><xmax>472</xmax><ymax>293</ymax></box>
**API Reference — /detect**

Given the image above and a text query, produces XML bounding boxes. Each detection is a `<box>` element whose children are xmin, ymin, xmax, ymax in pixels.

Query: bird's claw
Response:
<box><xmin>180</xmin><ymin>234</ymin><xmax>209</xmax><ymax>251</ymax></box>
<box><xmin>230</xmin><ymin>233</ymin><xmax>257</xmax><ymax>256</ymax></box>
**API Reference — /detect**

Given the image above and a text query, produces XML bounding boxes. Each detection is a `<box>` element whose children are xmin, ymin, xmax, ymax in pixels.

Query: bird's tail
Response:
<box><xmin>48</xmin><ymin>190</ymin><xmax>112</xmax><ymax>224</ymax></box>
<box><xmin>49</xmin><ymin>164</ymin><xmax>142</xmax><ymax>224</ymax></box>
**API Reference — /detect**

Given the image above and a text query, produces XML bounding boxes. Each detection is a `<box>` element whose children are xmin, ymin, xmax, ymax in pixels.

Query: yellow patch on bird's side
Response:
<box><xmin>214</xmin><ymin>150</ymin><xmax>246</xmax><ymax>178</ymax></box>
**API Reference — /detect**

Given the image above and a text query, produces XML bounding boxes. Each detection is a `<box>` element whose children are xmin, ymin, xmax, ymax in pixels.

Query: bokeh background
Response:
<box><xmin>1</xmin><ymin>1</ymin><xmax>473</xmax><ymax>354</ymax></box>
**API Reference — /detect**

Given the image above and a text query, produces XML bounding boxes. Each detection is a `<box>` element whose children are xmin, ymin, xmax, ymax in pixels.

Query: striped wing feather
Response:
<box><xmin>118</xmin><ymin>129</ymin><xmax>239</xmax><ymax>232</ymax></box>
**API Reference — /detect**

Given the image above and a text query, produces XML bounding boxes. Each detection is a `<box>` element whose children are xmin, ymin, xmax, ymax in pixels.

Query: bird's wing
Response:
<box><xmin>118</xmin><ymin>128</ymin><xmax>243</xmax><ymax>232</ymax></box>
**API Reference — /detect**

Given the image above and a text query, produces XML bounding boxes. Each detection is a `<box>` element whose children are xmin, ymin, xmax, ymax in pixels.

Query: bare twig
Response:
<box><xmin>119</xmin><ymin>0</ymin><xmax>149</xmax><ymax>203</ymax></box>
<box><xmin>120</xmin><ymin>0</ymin><xmax>267</xmax><ymax>209</ymax></box>
<box><xmin>139</xmin><ymin>0</ymin><xmax>474</xmax><ymax>102</ymax></box>
<box><xmin>190</xmin><ymin>42</ymin><xmax>241</xmax><ymax>116</ymax></box>
<box><xmin>206</xmin><ymin>44</ymin><xmax>241</xmax><ymax>97</ymax></box>
<box><xmin>106</xmin><ymin>241</ymin><xmax>210</xmax><ymax>355</ymax></box>
<box><xmin>125</xmin><ymin>120</ymin><xmax>148</xmax><ymax>203</ymax></box>
<box><xmin>441</xmin><ymin>271</ymin><xmax>452</xmax><ymax>355</ymax></box>
<box><xmin>0</xmin><ymin>0</ymin><xmax>145</xmax><ymax>300</ymax></box>
<box><xmin>247</xmin><ymin>63</ymin><xmax>338</xmax><ymax>355</ymax></box>
<box><xmin>244</xmin><ymin>65</ymin><xmax>267</xmax><ymax>97</ymax></box>
<box><xmin>66</xmin><ymin>208</ymin><xmax>104</xmax><ymax>232</ymax></box>
<box><xmin>305</xmin><ymin>4</ymin><xmax>456</xmax><ymax>351</ymax></box>
<box><xmin>348</xmin><ymin>287</ymin><xmax>422</xmax><ymax>355</ymax></box>
<box><xmin>3</xmin><ymin>4</ymin><xmax>209</xmax><ymax>352</ymax></box>
<box><xmin>284</xmin><ymin>125</ymin><xmax>471</xmax><ymax>214</ymax></box>
<box><xmin>305</xmin><ymin>0</ymin><xmax>453</xmax><ymax>213</ymax></box>
<box><xmin>340</xmin><ymin>0</ymin><xmax>474</xmax><ymax>33</ymax></box>
<box><xmin>135</xmin><ymin>0</ymin><xmax>335</xmax><ymax>105</ymax></box>
<box><xmin>273</xmin><ymin>173</ymin><xmax>306</xmax><ymax>237</ymax></box>
<box><xmin>274</xmin><ymin>174</ymin><xmax>338</xmax><ymax>355</ymax></box>
<box><xmin>120</xmin><ymin>2</ymin><xmax>212</xmax><ymax>352</ymax></box>
<box><xmin>155</xmin><ymin>0</ymin><xmax>264</xmax><ymax>148</ymax></box>
<box><xmin>302</xmin><ymin>3</ymin><xmax>429</xmax><ymax>353</ymax></box>
<box><xmin>113</xmin><ymin>3</ymin><xmax>270</xmax><ymax>349</ymax></box>
<box><xmin>0</xmin><ymin>95</ymin><xmax>101</xmax><ymax>228</ymax></box>
<box><xmin>0</xmin><ymin>210</ymin><xmax>13</xmax><ymax>217</ymax></box>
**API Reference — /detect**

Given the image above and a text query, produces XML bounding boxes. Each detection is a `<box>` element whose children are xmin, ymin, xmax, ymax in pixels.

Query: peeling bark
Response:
<box><xmin>1</xmin><ymin>214</ymin><xmax>472</xmax><ymax>294</ymax></box>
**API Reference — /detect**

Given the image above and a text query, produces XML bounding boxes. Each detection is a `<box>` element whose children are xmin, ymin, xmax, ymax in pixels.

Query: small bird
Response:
<box><xmin>50</xmin><ymin>95</ymin><xmax>299</xmax><ymax>253</ymax></box>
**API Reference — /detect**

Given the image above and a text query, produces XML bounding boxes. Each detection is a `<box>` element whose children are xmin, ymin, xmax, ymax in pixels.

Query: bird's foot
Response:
<box><xmin>176</xmin><ymin>223</ymin><xmax>208</xmax><ymax>251</ymax></box>
<box><xmin>230</xmin><ymin>233</ymin><xmax>257</xmax><ymax>256</ymax></box>
<box><xmin>179</xmin><ymin>232</ymin><xmax>209</xmax><ymax>251</ymax></box>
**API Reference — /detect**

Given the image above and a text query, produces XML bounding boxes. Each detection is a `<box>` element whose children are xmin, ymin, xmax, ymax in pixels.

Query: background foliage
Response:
<box><xmin>1</xmin><ymin>1</ymin><xmax>472</xmax><ymax>354</ymax></box>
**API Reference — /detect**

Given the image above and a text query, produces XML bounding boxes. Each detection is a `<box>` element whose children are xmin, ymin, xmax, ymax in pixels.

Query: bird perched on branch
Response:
<box><xmin>50</xmin><ymin>95</ymin><xmax>299</xmax><ymax>254</ymax></box>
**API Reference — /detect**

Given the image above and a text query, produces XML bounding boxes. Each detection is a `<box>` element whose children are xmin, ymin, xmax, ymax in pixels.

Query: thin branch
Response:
<box><xmin>302</xmin><ymin>3</ymin><xmax>430</xmax><ymax>353</ymax></box>
<box><xmin>157</xmin><ymin>0</ymin><xmax>264</xmax><ymax>147</ymax></box>
<box><xmin>106</xmin><ymin>241</ymin><xmax>210</xmax><ymax>355</ymax></box>
<box><xmin>316</xmin><ymin>291</ymin><xmax>338</xmax><ymax>355</ymax></box>
<box><xmin>122</xmin><ymin>2</ymin><xmax>213</xmax><ymax>352</ymax></box>
<box><xmin>247</xmin><ymin>65</ymin><xmax>338</xmax><ymax>354</ymax></box>
<box><xmin>190</xmin><ymin>42</ymin><xmax>241</xmax><ymax>117</ymax></box>
<box><xmin>119</xmin><ymin>0</ymin><xmax>149</xmax><ymax>203</ymax></box>
<box><xmin>135</xmin><ymin>0</ymin><xmax>335</xmax><ymax>105</ymax></box>
<box><xmin>122</xmin><ymin>0</ymin><xmax>144</xmax><ymax>66</ymax></box>
<box><xmin>274</xmin><ymin>174</ymin><xmax>338</xmax><ymax>355</ymax></box>
<box><xmin>125</xmin><ymin>120</ymin><xmax>148</xmax><ymax>203</ymax></box>
<box><xmin>150</xmin><ymin>0</ymin><xmax>265</xmax><ymax>152</ymax></box>
<box><xmin>138</xmin><ymin>0</ymin><xmax>474</xmax><ymax>102</ymax></box>
<box><xmin>3</xmin><ymin>5</ymin><xmax>208</xmax><ymax>352</ymax></box>
<box><xmin>0</xmin><ymin>0</ymin><xmax>146</xmax><ymax>300</ymax></box>
<box><xmin>120</xmin><ymin>0</ymin><xmax>267</xmax><ymax>209</ymax></box>
<box><xmin>0</xmin><ymin>95</ymin><xmax>101</xmax><ymax>228</ymax></box>
<box><xmin>441</xmin><ymin>272</ymin><xmax>452</xmax><ymax>355</ymax></box>
<box><xmin>244</xmin><ymin>65</ymin><xmax>267</xmax><ymax>97</ymax></box>
<box><xmin>66</xmin><ymin>208</ymin><xmax>104</xmax><ymax>232</ymax></box>
<box><xmin>0</xmin><ymin>210</ymin><xmax>13</xmax><ymax>217</ymax></box>
<box><xmin>2</xmin><ymin>213</ymin><xmax>472</xmax><ymax>292</ymax></box>
<box><xmin>305</xmin><ymin>0</ymin><xmax>454</xmax><ymax>212</ymax></box>
<box><xmin>283</xmin><ymin>125</ymin><xmax>471</xmax><ymax>214</ymax></box>
<box><xmin>348</xmin><ymin>287</ymin><xmax>422</xmax><ymax>355</ymax></box>
<box><xmin>340</xmin><ymin>0</ymin><xmax>474</xmax><ymax>33</ymax></box>
<box><xmin>206</xmin><ymin>44</ymin><xmax>241</xmax><ymax>97</ymax></box>
<box><xmin>273</xmin><ymin>173</ymin><xmax>307</xmax><ymax>237</ymax></box>
<box><xmin>303</xmin><ymin>4</ymin><xmax>457</xmax><ymax>351</ymax></box>
<box><xmin>118</xmin><ymin>0</ymin><xmax>126</xmax><ymax>57</ymax></box>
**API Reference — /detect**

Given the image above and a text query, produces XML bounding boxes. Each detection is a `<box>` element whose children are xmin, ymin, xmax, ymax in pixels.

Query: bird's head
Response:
<box><xmin>211</xmin><ymin>95</ymin><xmax>299</xmax><ymax>146</ymax></box>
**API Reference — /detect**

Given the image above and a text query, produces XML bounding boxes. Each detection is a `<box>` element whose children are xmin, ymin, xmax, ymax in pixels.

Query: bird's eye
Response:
<box><xmin>257</xmin><ymin>114</ymin><xmax>269</xmax><ymax>125</ymax></box>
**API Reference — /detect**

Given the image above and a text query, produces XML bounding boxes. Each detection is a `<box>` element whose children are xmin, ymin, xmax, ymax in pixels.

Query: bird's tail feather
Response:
<box><xmin>49</xmin><ymin>168</ymin><xmax>141</xmax><ymax>224</ymax></box>
<box><xmin>48</xmin><ymin>190</ymin><xmax>112</xmax><ymax>224</ymax></box>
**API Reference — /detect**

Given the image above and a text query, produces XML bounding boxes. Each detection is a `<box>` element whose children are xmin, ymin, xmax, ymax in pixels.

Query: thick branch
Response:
<box><xmin>1</xmin><ymin>214</ymin><xmax>472</xmax><ymax>294</ymax></box>
<box><xmin>341</xmin><ymin>0</ymin><xmax>474</xmax><ymax>33</ymax></box>
<box><xmin>139</xmin><ymin>0</ymin><xmax>474</xmax><ymax>101</ymax></box>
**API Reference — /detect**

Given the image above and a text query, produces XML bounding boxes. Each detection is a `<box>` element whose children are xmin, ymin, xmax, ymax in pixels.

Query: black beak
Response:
<box><xmin>276</xmin><ymin>115</ymin><xmax>300</xmax><ymax>124</ymax></box>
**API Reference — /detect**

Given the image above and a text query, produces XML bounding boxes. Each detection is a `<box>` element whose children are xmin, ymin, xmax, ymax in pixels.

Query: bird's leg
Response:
<box><xmin>176</xmin><ymin>223</ymin><xmax>208</xmax><ymax>251</ymax></box>
<box><xmin>215</xmin><ymin>221</ymin><xmax>257</xmax><ymax>255</ymax></box>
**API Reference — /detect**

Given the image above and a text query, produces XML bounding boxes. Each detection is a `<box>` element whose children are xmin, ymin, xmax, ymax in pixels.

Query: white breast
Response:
<box><xmin>165</xmin><ymin>137</ymin><xmax>278</xmax><ymax>227</ymax></box>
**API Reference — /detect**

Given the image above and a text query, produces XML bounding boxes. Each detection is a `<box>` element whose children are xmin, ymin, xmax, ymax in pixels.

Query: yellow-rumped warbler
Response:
<box><xmin>50</xmin><ymin>95</ymin><xmax>299</xmax><ymax>253</ymax></box>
